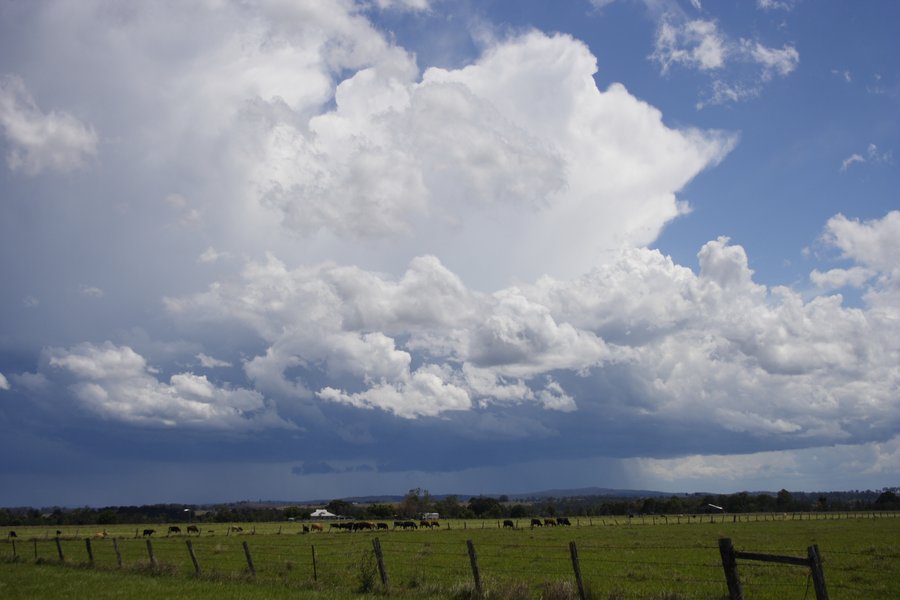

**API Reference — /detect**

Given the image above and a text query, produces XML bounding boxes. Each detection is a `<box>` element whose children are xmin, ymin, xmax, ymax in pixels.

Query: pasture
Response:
<box><xmin>2</xmin><ymin>513</ymin><xmax>899</xmax><ymax>599</ymax></box>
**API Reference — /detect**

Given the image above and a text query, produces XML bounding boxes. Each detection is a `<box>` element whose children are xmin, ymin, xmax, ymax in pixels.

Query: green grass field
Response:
<box><xmin>2</xmin><ymin>513</ymin><xmax>898</xmax><ymax>599</ymax></box>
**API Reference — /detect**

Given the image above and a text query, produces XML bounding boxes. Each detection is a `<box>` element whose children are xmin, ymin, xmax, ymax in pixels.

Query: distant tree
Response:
<box><xmin>366</xmin><ymin>503</ymin><xmax>394</xmax><ymax>518</ymax></box>
<box><xmin>776</xmin><ymin>489</ymin><xmax>794</xmax><ymax>511</ymax></box>
<box><xmin>875</xmin><ymin>490</ymin><xmax>900</xmax><ymax>510</ymax></box>
<box><xmin>398</xmin><ymin>488</ymin><xmax>433</xmax><ymax>517</ymax></box>
<box><xmin>509</xmin><ymin>504</ymin><xmax>529</xmax><ymax>518</ymax></box>
<box><xmin>467</xmin><ymin>496</ymin><xmax>502</xmax><ymax>517</ymax></box>
<box><xmin>434</xmin><ymin>495</ymin><xmax>463</xmax><ymax>518</ymax></box>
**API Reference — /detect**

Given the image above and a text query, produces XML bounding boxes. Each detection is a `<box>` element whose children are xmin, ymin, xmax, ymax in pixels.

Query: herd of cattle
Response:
<box><xmin>6</xmin><ymin>517</ymin><xmax>573</xmax><ymax>541</ymax></box>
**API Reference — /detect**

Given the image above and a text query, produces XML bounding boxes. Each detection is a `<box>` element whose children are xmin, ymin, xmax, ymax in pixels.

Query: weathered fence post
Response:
<box><xmin>242</xmin><ymin>540</ymin><xmax>256</xmax><ymax>576</ymax></box>
<box><xmin>186</xmin><ymin>540</ymin><xmax>201</xmax><ymax>575</ymax></box>
<box><xmin>807</xmin><ymin>544</ymin><xmax>829</xmax><ymax>600</ymax></box>
<box><xmin>55</xmin><ymin>536</ymin><xmax>65</xmax><ymax>562</ymax></box>
<box><xmin>146</xmin><ymin>538</ymin><xmax>158</xmax><ymax>568</ymax></box>
<box><xmin>466</xmin><ymin>539</ymin><xmax>483</xmax><ymax>597</ymax></box>
<box><xmin>372</xmin><ymin>537</ymin><xmax>390</xmax><ymax>589</ymax></box>
<box><xmin>85</xmin><ymin>538</ymin><xmax>94</xmax><ymax>565</ymax></box>
<box><xmin>569</xmin><ymin>541</ymin><xmax>587</xmax><ymax>600</ymax></box>
<box><xmin>112</xmin><ymin>537</ymin><xmax>122</xmax><ymax>568</ymax></box>
<box><xmin>10</xmin><ymin>538</ymin><xmax>15</xmax><ymax>559</ymax></box>
<box><xmin>33</xmin><ymin>538</ymin><xmax>37</xmax><ymax>560</ymax></box>
<box><xmin>311</xmin><ymin>544</ymin><xmax>318</xmax><ymax>581</ymax></box>
<box><xmin>718</xmin><ymin>538</ymin><xmax>743</xmax><ymax>600</ymax></box>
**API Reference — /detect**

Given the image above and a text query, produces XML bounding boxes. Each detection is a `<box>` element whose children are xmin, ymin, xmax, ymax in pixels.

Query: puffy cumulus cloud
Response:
<box><xmin>45</xmin><ymin>342</ymin><xmax>291</xmax><ymax>430</ymax></box>
<box><xmin>818</xmin><ymin>211</ymin><xmax>900</xmax><ymax>315</ymax></box>
<box><xmin>0</xmin><ymin>373</ymin><xmax>9</xmax><ymax>391</ymax></box>
<box><xmin>0</xmin><ymin>74</ymin><xmax>97</xmax><ymax>175</ymax></box>
<box><xmin>163</xmin><ymin>213</ymin><xmax>900</xmax><ymax>454</ymax></box>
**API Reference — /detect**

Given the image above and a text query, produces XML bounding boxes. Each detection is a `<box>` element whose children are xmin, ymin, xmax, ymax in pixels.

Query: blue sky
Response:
<box><xmin>0</xmin><ymin>0</ymin><xmax>898</xmax><ymax>507</ymax></box>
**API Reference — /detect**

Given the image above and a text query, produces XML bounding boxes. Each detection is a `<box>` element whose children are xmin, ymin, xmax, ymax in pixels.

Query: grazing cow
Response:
<box><xmin>142</xmin><ymin>529</ymin><xmax>155</xmax><ymax>537</ymax></box>
<box><xmin>7</xmin><ymin>531</ymin><xmax>17</xmax><ymax>539</ymax></box>
<box><xmin>93</xmin><ymin>531</ymin><xmax>108</xmax><ymax>539</ymax></box>
<box><xmin>55</xmin><ymin>530</ymin><xmax>62</xmax><ymax>537</ymax></box>
<box><xmin>544</xmin><ymin>518</ymin><xmax>557</xmax><ymax>527</ymax></box>
<box><xmin>376</xmin><ymin>522</ymin><xmax>389</xmax><ymax>530</ymax></box>
<box><xmin>557</xmin><ymin>517</ymin><xmax>571</xmax><ymax>526</ymax></box>
<box><xmin>310</xmin><ymin>523</ymin><xmax>323</xmax><ymax>532</ymax></box>
<box><xmin>186</xmin><ymin>525</ymin><xmax>200</xmax><ymax>535</ymax></box>
<box><xmin>503</xmin><ymin>520</ymin><xmax>515</xmax><ymax>528</ymax></box>
<box><xmin>229</xmin><ymin>526</ymin><xmax>243</xmax><ymax>533</ymax></box>
<box><xmin>302</xmin><ymin>525</ymin><xmax>310</xmax><ymax>533</ymax></box>
<box><xmin>353</xmin><ymin>521</ymin><xmax>374</xmax><ymax>531</ymax></box>
<box><xmin>168</xmin><ymin>525</ymin><xmax>182</xmax><ymax>535</ymax></box>
<box><xmin>419</xmin><ymin>520</ymin><xmax>432</xmax><ymax>529</ymax></box>
<box><xmin>530</xmin><ymin>519</ymin><xmax>543</xmax><ymax>528</ymax></box>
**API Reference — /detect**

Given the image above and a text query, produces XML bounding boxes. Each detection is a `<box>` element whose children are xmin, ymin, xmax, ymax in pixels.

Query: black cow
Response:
<box><xmin>530</xmin><ymin>518</ymin><xmax>543</xmax><ymax>527</ymax></box>
<box><xmin>142</xmin><ymin>529</ymin><xmax>155</xmax><ymax>537</ymax></box>
<box><xmin>186</xmin><ymin>525</ymin><xmax>200</xmax><ymax>535</ymax></box>
<box><xmin>7</xmin><ymin>531</ymin><xmax>16</xmax><ymax>539</ymax></box>
<box><xmin>167</xmin><ymin>525</ymin><xmax>182</xmax><ymax>535</ymax></box>
<box><xmin>557</xmin><ymin>517</ymin><xmax>572</xmax><ymax>526</ymax></box>
<box><xmin>503</xmin><ymin>520</ymin><xmax>515</xmax><ymax>528</ymax></box>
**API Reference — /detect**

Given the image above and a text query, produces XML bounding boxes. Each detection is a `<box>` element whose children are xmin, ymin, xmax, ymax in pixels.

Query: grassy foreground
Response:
<box><xmin>2</xmin><ymin>513</ymin><xmax>898</xmax><ymax>599</ymax></box>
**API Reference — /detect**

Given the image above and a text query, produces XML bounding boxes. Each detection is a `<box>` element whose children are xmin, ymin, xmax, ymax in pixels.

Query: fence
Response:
<box><xmin>4</xmin><ymin>514</ymin><xmax>899</xmax><ymax>599</ymax></box>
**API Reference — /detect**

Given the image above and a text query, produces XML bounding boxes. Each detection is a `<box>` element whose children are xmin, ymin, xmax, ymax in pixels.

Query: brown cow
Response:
<box><xmin>310</xmin><ymin>523</ymin><xmax>323</xmax><ymax>532</ymax></box>
<box><xmin>186</xmin><ymin>525</ymin><xmax>200</xmax><ymax>535</ymax></box>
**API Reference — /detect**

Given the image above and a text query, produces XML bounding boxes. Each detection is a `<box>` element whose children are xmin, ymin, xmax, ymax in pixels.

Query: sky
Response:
<box><xmin>0</xmin><ymin>0</ymin><xmax>898</xmax><ymax>507</ymax></box>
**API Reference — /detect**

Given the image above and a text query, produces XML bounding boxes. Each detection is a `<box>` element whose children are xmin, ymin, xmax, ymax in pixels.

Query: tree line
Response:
<box><xmin>2</xmin><ymin>488</ymin><xmax>897</xmax><ymax>527</ymax></box>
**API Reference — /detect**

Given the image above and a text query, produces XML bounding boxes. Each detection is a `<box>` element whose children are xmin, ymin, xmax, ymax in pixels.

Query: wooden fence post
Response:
<box><xmin>242</xmin><ymin>540</ymin><xmax>256</xmax><ymax>577</ymax></box>
<box><xmin>569</xmin><ymin>541</ymin><xmax>587</xmax><ymax>600</ymax></box>
<box><xmin>186</xmin><ymin>540</ymin><xmax>201</xmax><ymax>575</ymax></box>
<box><xmin>807</xmin><ymin>544</ymin><xmax>829</xmax><ymax>600</ymax></box>
<box><xmin>55</xmin><ymin>536</ymin><xmax>64</xmax><ymax>562</ymax></box>
<box><xmin>372</xmin><ymin>537</ymin><xmax>390</xmax><ymax>589</ymax></box>
<box><xmin>85</xmin><ymin>538</ymin><xmax>94</xmax><ymax>565</ymax></box>
<box><xmin>311</xmin><ymin>544</ymin><xmax>318</xmax><ymax>581</ymax></box>
<box><xmin>718</xmin><ymin>538</ymin><xmax>743</xmax><ymax>600</ymax></box>
<box><xmin>466</xmin><ymin>539</ymin><xmax>483</xmax><ymax>597</ymax></box>
<box><xmin>146</xmin><ymin>539</ymin><xmax>158</xmax><ymax>568</ymax></box>
<box><xmin>33</xmin><ymin>538</ymin><xmax>37</xmax><ymax>560</ymax></box>
<box><xmin>113</xmin><ymin>537</ymin><xmax>122</xmax><ymax>568</ymax></box>
<box><xmin>10</xmin><ymin>539</ymin><xmax>15</xmax><ymax>559</ymax></box>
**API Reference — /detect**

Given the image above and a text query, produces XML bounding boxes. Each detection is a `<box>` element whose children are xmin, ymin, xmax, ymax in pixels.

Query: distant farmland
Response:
<box><xmin>3</xmin><ymin>513</ymin><xmax>899</xmax><ymax>599</ymax></box>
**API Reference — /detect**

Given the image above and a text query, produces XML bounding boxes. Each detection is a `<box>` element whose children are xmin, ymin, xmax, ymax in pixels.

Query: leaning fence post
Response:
<box><xmin>186</xmin><ymin>540</ymin><xmax>201</xmax><ymax>575</ymax></box>
<box><xmin>55</xmin><ymin>536</ymin><xmax>65</xmax><ymax>562</ymax></box>
<box><xmin>466</xmin><ymin>539</ymin><xmax>483</xmax><ymax>597</ymax></box>
<box><xmin>33</xmin><ymin>538</ymin><xmax>38</xmax><ymax>560</ymax></box>
<box><xmin>372</xmin><ymin>537</ymin><xmax>390</xmax><ymax>589</ymax></box>
<box><xmin>85</xmin><ymin>538</ymin><xmax>94</xmax><ymax>565</ymax></box>
<box><xmin>112</xmin><ymin>537</ymin><xmax>122</xmax><ymax>568</ymax></box>
<box><xmin>146</xmin><ymin>538</ymin><xmax>158</xmax><ymax>568</ymax></box>
<box><xmin>311</xmin><ymin>544</ymin><xmax>318</xmax><ymax>581</ymax></box>
<box><xmin>807</xmin><ymin>544</ymin><xmax>829</xmax><ymax>600</ymax></box>
<box><xmin>10</xmin><ymin>538</ymin><xmax>16</xmax><ymax>559</ymax></box>
<box><xmin>718</xmin><ymin>538</ymin><xmax>742</xmax><ymax>600</ymax></box>
<box><xmin>242</xmin><ymin>540</ymin><xmax>256</xmax><ymax>577</ymax></box>
<box><xmin>569</xmin><ymin>541</ymin><xmax>587</xmax><ymax>600</ymax></box>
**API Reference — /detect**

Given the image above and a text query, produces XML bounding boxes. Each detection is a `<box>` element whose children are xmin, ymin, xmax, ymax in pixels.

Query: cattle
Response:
<box><xmin>186</xmin><ymin>525</ymin><xmax>200</xmax><ymax>535</ymax></box>
<box><xmin>557</xmin><ymin>517</ymin><xmax>572</xmax><ymax>526</ymax></box>
<box><xmin>353</xmin><ymin>521</ymin><xmax>374</xmax><ymax>531</ymax></box>
<box><xmin>229</xmin><ymin>526</ymin><xmax>244</xmax><ymax>533</ymax></box>
<box><xmin>142</xmin><ymin>529</ymin><xmax>155</xmax><ymax>537</ymax></box>
<box><xmin>393</xmin><ymin>520</ymin><xmax>417</xmax><ymax>530</ymax></box>
<box><xmin>503</xmin><ymin>520</ymin><xmax>515</xmax><ymax>528</ymax></box>
<box><xmin>167</xmin><ymin>526</ymin><xmax>182</xmax><ymax>535</ymax></box>
<box><xmin>530</xmin><ymin>518</ymin><xmax>543</xmax><ymax>527</ymax></box>
<box><xmin>376</xmin><ymin>522</ymin><xmax>389</xmax><ymax>530</ymax></box>
<box><xmin>55</xmin><ymin>530</ymin><xmax>62</xmax><ymax>537</ymax></box>
<box><xmin>93</xmin><ymin>531</ymin><xmax>108</xmax><ymax>539</ymax></box>
<box><xmin>7</xmin><ymin>531</ymin><xmax>16</xmax><ymax>539</ymax></box>
<box><xmin>310</xmin><ymin>523</ymin><xmax>323</xmax><ymax>532</ymax></box>
<box><xmin>544</xmin><ymin>518</ymin><xmax>557</xmax><ymax>527</ymax></box>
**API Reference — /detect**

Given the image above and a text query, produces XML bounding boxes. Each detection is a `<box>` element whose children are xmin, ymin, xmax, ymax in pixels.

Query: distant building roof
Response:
<box><xmin>310</xmin><ymin>509</ymin><xmax>337</xmax><ymax>518</ymax></box>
